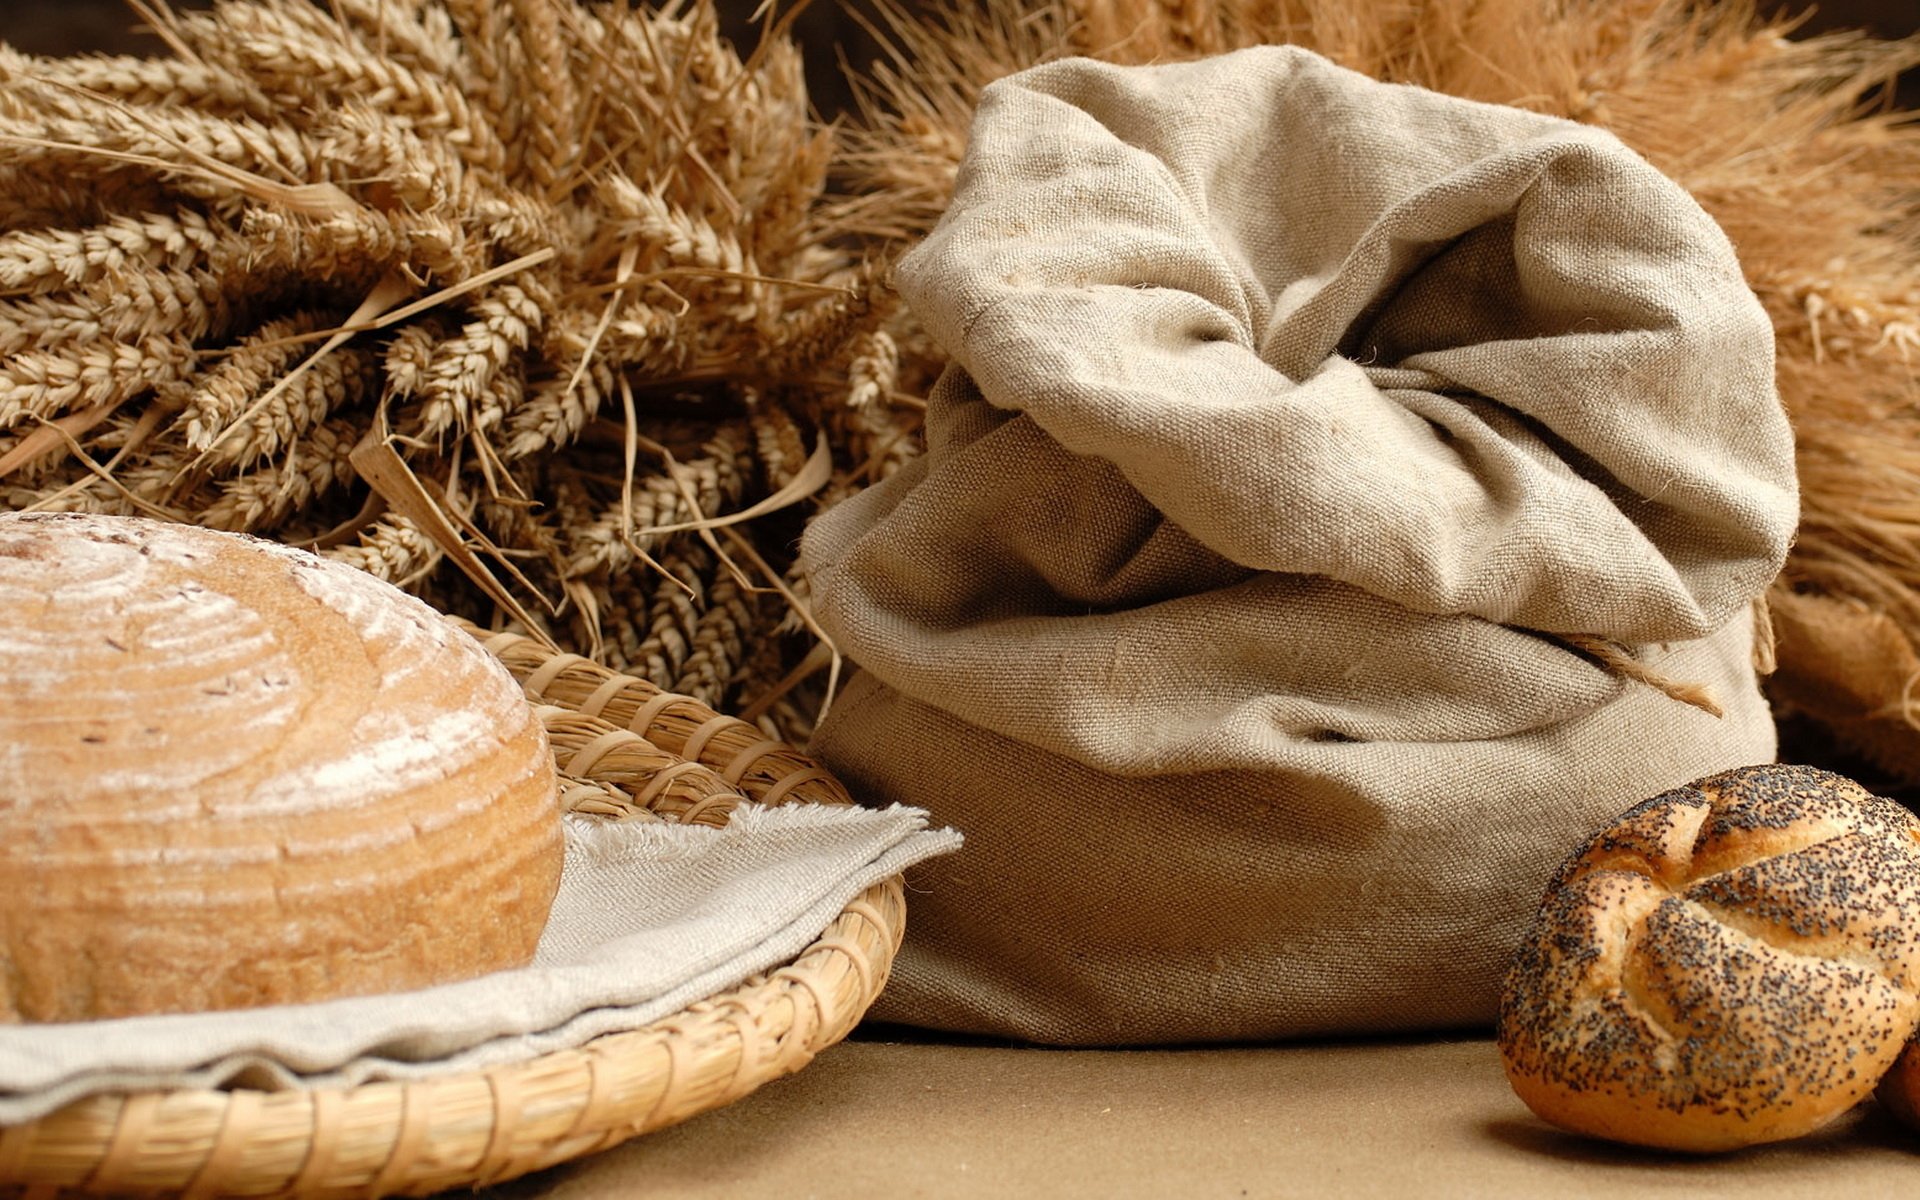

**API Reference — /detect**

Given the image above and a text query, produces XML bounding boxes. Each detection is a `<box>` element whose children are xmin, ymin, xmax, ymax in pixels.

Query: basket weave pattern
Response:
<box><xmin>0</xmin><ymin>621</ymin><xmax>905</xmax><ymax>1198</ymax></box>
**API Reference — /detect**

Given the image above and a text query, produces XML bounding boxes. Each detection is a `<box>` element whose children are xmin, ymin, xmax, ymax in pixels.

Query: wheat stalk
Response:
<box><xmin>0</xmin><ymin>0</ymin><xmax>913</xmax><ymax>741</ymax></box>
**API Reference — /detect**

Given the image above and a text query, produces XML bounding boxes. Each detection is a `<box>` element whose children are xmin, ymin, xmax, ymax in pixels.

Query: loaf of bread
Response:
<box><xmin>0</xmin><ymin>512</ymin><xmax>564</xmax><ymax>1022</ymax></box>
<box><xmin>1497</xmin><ymin>763</ymin><xmax>1920</xmax><ymax>1152</ymax></box>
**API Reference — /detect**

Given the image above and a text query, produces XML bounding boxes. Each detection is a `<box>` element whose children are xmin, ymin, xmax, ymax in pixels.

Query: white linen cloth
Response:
<box><xmin>0</xmin><ymin>802</ymin><xmax>959</xmax><ymax>1124</ymax></box>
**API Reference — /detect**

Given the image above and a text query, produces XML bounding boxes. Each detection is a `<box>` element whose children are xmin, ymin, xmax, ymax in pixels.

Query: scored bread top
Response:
<box><xmin>1555</xmin><ymin>765</ymin><xmax>1920</xmax><ymax>984</ymax></box>
<box><xmin>1497</xmin><ymin>763</ymin><xmax>1920</xmax><ymax>1151</ymax></box>
<box><xmin>0</xmin><ymin>512</ymin><xmax>563</xmax><ymax>1022</ymax></box>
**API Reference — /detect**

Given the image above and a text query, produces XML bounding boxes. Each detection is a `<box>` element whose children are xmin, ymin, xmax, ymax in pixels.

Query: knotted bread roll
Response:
<box><xmin>1497</xmin><ymin>763</ymin><xmax>1920</xmax><ymax>1151</ymax></box>
<box><xmin>0</xmin><ymin>512</ymin><xmax>564</xmax><ymax>1022</ymax></box>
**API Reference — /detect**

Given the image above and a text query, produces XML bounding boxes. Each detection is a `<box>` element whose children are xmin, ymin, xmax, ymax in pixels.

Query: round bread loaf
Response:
<box><xmin>0</xmin><ymin>511</ymin><xmax>564</xmax><ymax>1022</ymax></box>
<box><xmin>1497</xmin><ymin>763</ymin><xmax>1920</xmax><ymax>1152</ymax></box>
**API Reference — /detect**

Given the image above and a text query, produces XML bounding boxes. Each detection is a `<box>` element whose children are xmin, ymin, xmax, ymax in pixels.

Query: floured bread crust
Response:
<box><xmin>0</xmin><ymin>512</ymin><xmax>563</xmax><ymax>1022</ymax></box>
<box><xmin>1497</xmin><ymin>763</ymin><xmax>1920</xmax><ymax>1151</ymax></box>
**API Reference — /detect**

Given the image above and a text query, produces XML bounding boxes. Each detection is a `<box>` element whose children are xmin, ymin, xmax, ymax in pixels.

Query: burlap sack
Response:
<box><xmin>801</xmin><ymin>47</ymin><xmax>1799</xmax><ymax>1044</ymax></box>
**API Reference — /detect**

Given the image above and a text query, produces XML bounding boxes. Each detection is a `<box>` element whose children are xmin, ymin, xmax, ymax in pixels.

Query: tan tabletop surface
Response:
<box><xmin>484</xmin><ymin>1034</ymin><xmax>1918</xmax><ymax>1198</ymax></box>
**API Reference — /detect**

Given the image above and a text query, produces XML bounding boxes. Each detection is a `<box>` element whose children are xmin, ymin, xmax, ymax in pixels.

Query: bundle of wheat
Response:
<box><xmin>835</xmin><ymin>0</ymin><xmax>1920</xmax><ymax>781</ymax></box>
<box><xmin>0</xmin><ymin>0</ymin><xmax>920</xmax><ymax>741</ymax></box>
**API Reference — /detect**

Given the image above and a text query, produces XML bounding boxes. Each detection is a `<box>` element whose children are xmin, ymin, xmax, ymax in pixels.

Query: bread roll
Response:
<box><xmin>0</xmin><ymin>512</ymin><xmax>564</xmax><ymax>1022</ymax></box>
<box><xmin>1497</xmin><ymin>763</ymin><xmax>1920</xmax><ymax>1152</ymax></box>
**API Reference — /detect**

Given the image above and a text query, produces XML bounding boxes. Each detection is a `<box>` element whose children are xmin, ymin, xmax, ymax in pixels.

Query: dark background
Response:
<box><xmin>1</xmin><ymin>1</ymin><xmax>1914</xmax><ymax>114</ymax></box>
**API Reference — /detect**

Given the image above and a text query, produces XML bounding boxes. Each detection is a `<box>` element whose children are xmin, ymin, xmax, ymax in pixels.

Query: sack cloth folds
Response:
<box><xmin>801</xmin><ymin>47</ymin><xmax>1799</xmax><ymax>1043</ymax></box>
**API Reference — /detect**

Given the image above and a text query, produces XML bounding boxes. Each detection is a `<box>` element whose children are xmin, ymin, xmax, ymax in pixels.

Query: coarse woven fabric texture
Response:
<box><xmin>0</xmin><ymin>803</ymin><xmax>960</xmax><ymax>1124</ymax></box>
<box><xmin>800</xmin><ymin>46</ymin><xmax>1799</xmax><ymax>1044</ymax></box>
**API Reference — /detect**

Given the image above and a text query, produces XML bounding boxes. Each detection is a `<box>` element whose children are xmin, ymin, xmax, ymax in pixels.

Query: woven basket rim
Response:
<box><xmin>0</xmin><ymin>620</ymin><xmax>905</xmax><ymax>1198</ymax></box>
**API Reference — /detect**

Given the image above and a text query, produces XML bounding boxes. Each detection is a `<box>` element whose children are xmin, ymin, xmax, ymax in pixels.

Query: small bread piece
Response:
<box><xmin>1497</xmin><ymin>763</ymin><xmax>1920</xmax><ymax>1152</ymax></box>
<box><xmin>0</xmin><ymin>512</ymin><xmax>564</xmax><ymax>1022</ymax></box>
<box><xmin>1878</xmin><ymin>1039</ymin><xmax>1920</xmax><ymax>1131</ymax></box>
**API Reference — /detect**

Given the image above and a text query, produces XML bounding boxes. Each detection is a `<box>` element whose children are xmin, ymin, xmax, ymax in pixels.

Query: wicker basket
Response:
<box><xmin>0</xmin><ymin>621</ymin><xmax>905</xmax><ymax>1198</ymax></box>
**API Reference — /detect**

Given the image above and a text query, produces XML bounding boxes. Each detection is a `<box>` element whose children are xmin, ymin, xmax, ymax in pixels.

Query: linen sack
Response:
<box><xmin>801</xmin><ymin>46</ymin><xmax>1799</xmax><ymax>1044</ymax></box>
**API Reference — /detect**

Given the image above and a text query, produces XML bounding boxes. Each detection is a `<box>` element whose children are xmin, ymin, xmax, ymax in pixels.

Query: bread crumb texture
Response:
<box><xmin>0</xmin><ymin>512</ymin><xmax>563</xmax><ymax>1022</ymax></box>
<box><xmin>1497</xmin><ymin>762</ymin><xmax>1920</xmax><ymax>1151</ymax></box>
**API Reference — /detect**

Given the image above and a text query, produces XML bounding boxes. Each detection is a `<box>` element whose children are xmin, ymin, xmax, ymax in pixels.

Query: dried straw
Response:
<box><xmin>0</xmin><ymin>0</ymin><xmax>924</xmax><ymax>742</ymax></box>
<box><xmin>9</xmin><ymin>0</ymin><xmax>1913</xmax><ymax>766</ymax></box>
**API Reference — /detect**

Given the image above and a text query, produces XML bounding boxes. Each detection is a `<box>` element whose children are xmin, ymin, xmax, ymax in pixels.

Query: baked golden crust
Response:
<box><xmin>1497</xmin><ymin>763</ymin><xmax>1920</xmax><ymax>1152</ymax></box>
<box><xmin>0</xmin><ymin>512</ymin><xmax>564</xmax><ymax>1022</ymax></box>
